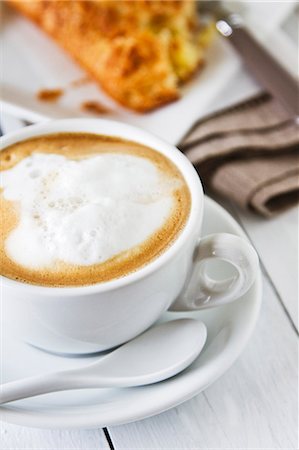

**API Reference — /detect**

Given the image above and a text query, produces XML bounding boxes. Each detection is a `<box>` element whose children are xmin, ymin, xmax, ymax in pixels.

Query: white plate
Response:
<box><xmin>1</xmin><ymin>2</ymin><xmax>260</xmax><ymax>144</ymax></box>
<box><xmin>0</xmin><ymin>197</ymin><xmax>262</xmax><ymax>429</ymax></box>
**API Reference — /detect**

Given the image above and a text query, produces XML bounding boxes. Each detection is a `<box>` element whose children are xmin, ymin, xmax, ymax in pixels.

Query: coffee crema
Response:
<box><xmin>0</xmin><ymin>133</ymin><xmax>191</xmax><ymax>287</ymax></box>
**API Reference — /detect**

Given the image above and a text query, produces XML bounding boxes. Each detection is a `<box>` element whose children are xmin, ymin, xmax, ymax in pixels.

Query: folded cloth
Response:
<box><xmin>179</xmin><ymin>93</ymin><xmax>299</xmax><ymax>217</ymax></box>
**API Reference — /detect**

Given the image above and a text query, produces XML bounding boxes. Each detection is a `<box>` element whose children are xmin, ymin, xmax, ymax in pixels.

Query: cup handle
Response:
<box><xmin>170</xmin><ymin>233</ymin><xmax>259</xmax><ymax>311</ymax></box>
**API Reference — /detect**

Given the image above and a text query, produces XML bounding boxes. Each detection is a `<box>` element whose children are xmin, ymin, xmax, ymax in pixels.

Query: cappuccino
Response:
<box><xmin>0</xmin><ymin>133</ymin><xmax>191</xmax><ymax>286</ymax></box>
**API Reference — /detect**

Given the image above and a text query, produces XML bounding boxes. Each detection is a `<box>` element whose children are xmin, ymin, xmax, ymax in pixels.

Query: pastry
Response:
<box><xmin>8</xmin><ymin>0</ymin><xmax>212</xmax><ymax>111</ymax></box>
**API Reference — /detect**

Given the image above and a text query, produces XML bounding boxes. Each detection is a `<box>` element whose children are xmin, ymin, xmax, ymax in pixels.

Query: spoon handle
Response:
<box><xmin>0</xmin><ymin>370</ymin><xmax>114</xmax><ymax>404</ymax></box>
<box><xmin>0</xmin><ymin>372</ymin><xmax>77</xmax><ymax>404</ymax></box>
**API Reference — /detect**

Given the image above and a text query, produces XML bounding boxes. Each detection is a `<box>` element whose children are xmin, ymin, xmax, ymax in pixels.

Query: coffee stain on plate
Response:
<box><xmin>36</xmin><ymin>83</ymin><xmax>109</xmax><ymax>115</ymax></box>
<box><xmin>70</xmin><ymin>76</ymin><xmax>91</xmax><ymax>87</ymax></box>
<box><xmin>81</xmin><ymin>101</ymin><xmax>109</xmax><ymax>115</ymax></box>
<box><xmin>37</xmin><ymin>88</ymin><xmax>64</xmax><ymax>102</ymax></box>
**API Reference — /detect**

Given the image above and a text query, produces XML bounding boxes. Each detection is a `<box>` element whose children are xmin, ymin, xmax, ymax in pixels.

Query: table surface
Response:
<box><xmin>1</xmin><ymin>118</ymin><xmax>298</xmax><ymax>450</ymax></box>
<box><xmin>1</xmin><ymin>9</ymin><xmax>298</xmax><ymax>447</ymax></box>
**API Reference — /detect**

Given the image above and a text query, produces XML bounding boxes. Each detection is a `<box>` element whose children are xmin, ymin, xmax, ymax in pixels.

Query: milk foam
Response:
<box><xmin>1</xmin><ymin>152</ymin><xmax>181</xmax><ymax>269</ymax></box>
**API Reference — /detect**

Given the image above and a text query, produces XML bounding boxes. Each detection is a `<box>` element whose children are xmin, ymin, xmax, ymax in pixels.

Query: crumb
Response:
<box><xmin>81</xmin><ymin>101</ymin><xmax>109</xmax><ymax>115</ymax></box>
<box><xmin>70</xmin><ymin>76</ymin><xmax>91</xmax><ymax>87</ymax></box>
<box><xmin>37</xmin><ymin>89</ymin><xmax>63</xmax><ymax>102</ymax></box>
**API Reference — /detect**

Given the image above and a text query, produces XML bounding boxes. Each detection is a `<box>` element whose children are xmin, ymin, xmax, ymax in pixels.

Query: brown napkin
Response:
<box><xmin>179</xmin><ymin>93</ymin><xmax>299</xmax><ymax>217</ymax></box>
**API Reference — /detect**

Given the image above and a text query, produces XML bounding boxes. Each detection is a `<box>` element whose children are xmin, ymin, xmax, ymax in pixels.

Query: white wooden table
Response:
<box><xmin>1</xmin><ymin>114</ymin><xmax>298</xmax><ymax>450</ymax></box>
<box><xmin>1</xmin><ymin>9</ymin><xmax>298</xmax><ymax>443</ymax></box>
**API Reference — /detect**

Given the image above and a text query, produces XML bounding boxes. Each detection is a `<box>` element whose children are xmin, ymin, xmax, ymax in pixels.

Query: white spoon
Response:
<box><xmin>0</xmin><ymin>319</ymin><xmax>207</xmax><ymax>405</ymax></box>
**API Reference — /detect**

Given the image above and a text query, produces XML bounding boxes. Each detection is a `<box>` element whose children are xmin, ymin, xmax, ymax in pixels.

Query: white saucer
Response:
<box><xmin>0</xmin><ymin>197</ymin><xmax>262</xmax><ymax>429</ymax></box>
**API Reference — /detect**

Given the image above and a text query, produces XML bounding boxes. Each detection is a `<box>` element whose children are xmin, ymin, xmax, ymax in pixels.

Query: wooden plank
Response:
<box><xmin>1</xmin><ymin>117</ymin><xmax>110</xmax><ymax>449</ymax></box>
<box><xmin>208</xmin><ymin>194</ymin><xmax>298</xmax><ymax>331</ymax></box>
<box><xmin>108</xmin><ymin>273</ymin><xmax>298</xmax><ymax>449</ymax></box>
<box><xmin>231</xmin><ymin>203</ymin><xmax>298</xmax><ymax>331</ymax></box>
<box><xmin>1</xmin><ymin>423</ymin><xmax>110</xmax><ymax>450</ymax></box>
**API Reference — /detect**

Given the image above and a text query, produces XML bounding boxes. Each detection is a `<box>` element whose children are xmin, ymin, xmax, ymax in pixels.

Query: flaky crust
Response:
<box><xmin>8</xmin><ymin>1</ymin><xmax>206</xmax><ymax>112</ymax></box>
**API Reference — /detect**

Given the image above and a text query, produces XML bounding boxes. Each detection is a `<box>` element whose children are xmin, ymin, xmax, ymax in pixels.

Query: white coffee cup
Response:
<box><xmin>1</xmin><ymin>119</ymin><xmax>259</xmax><ymax>354</ymax></box>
